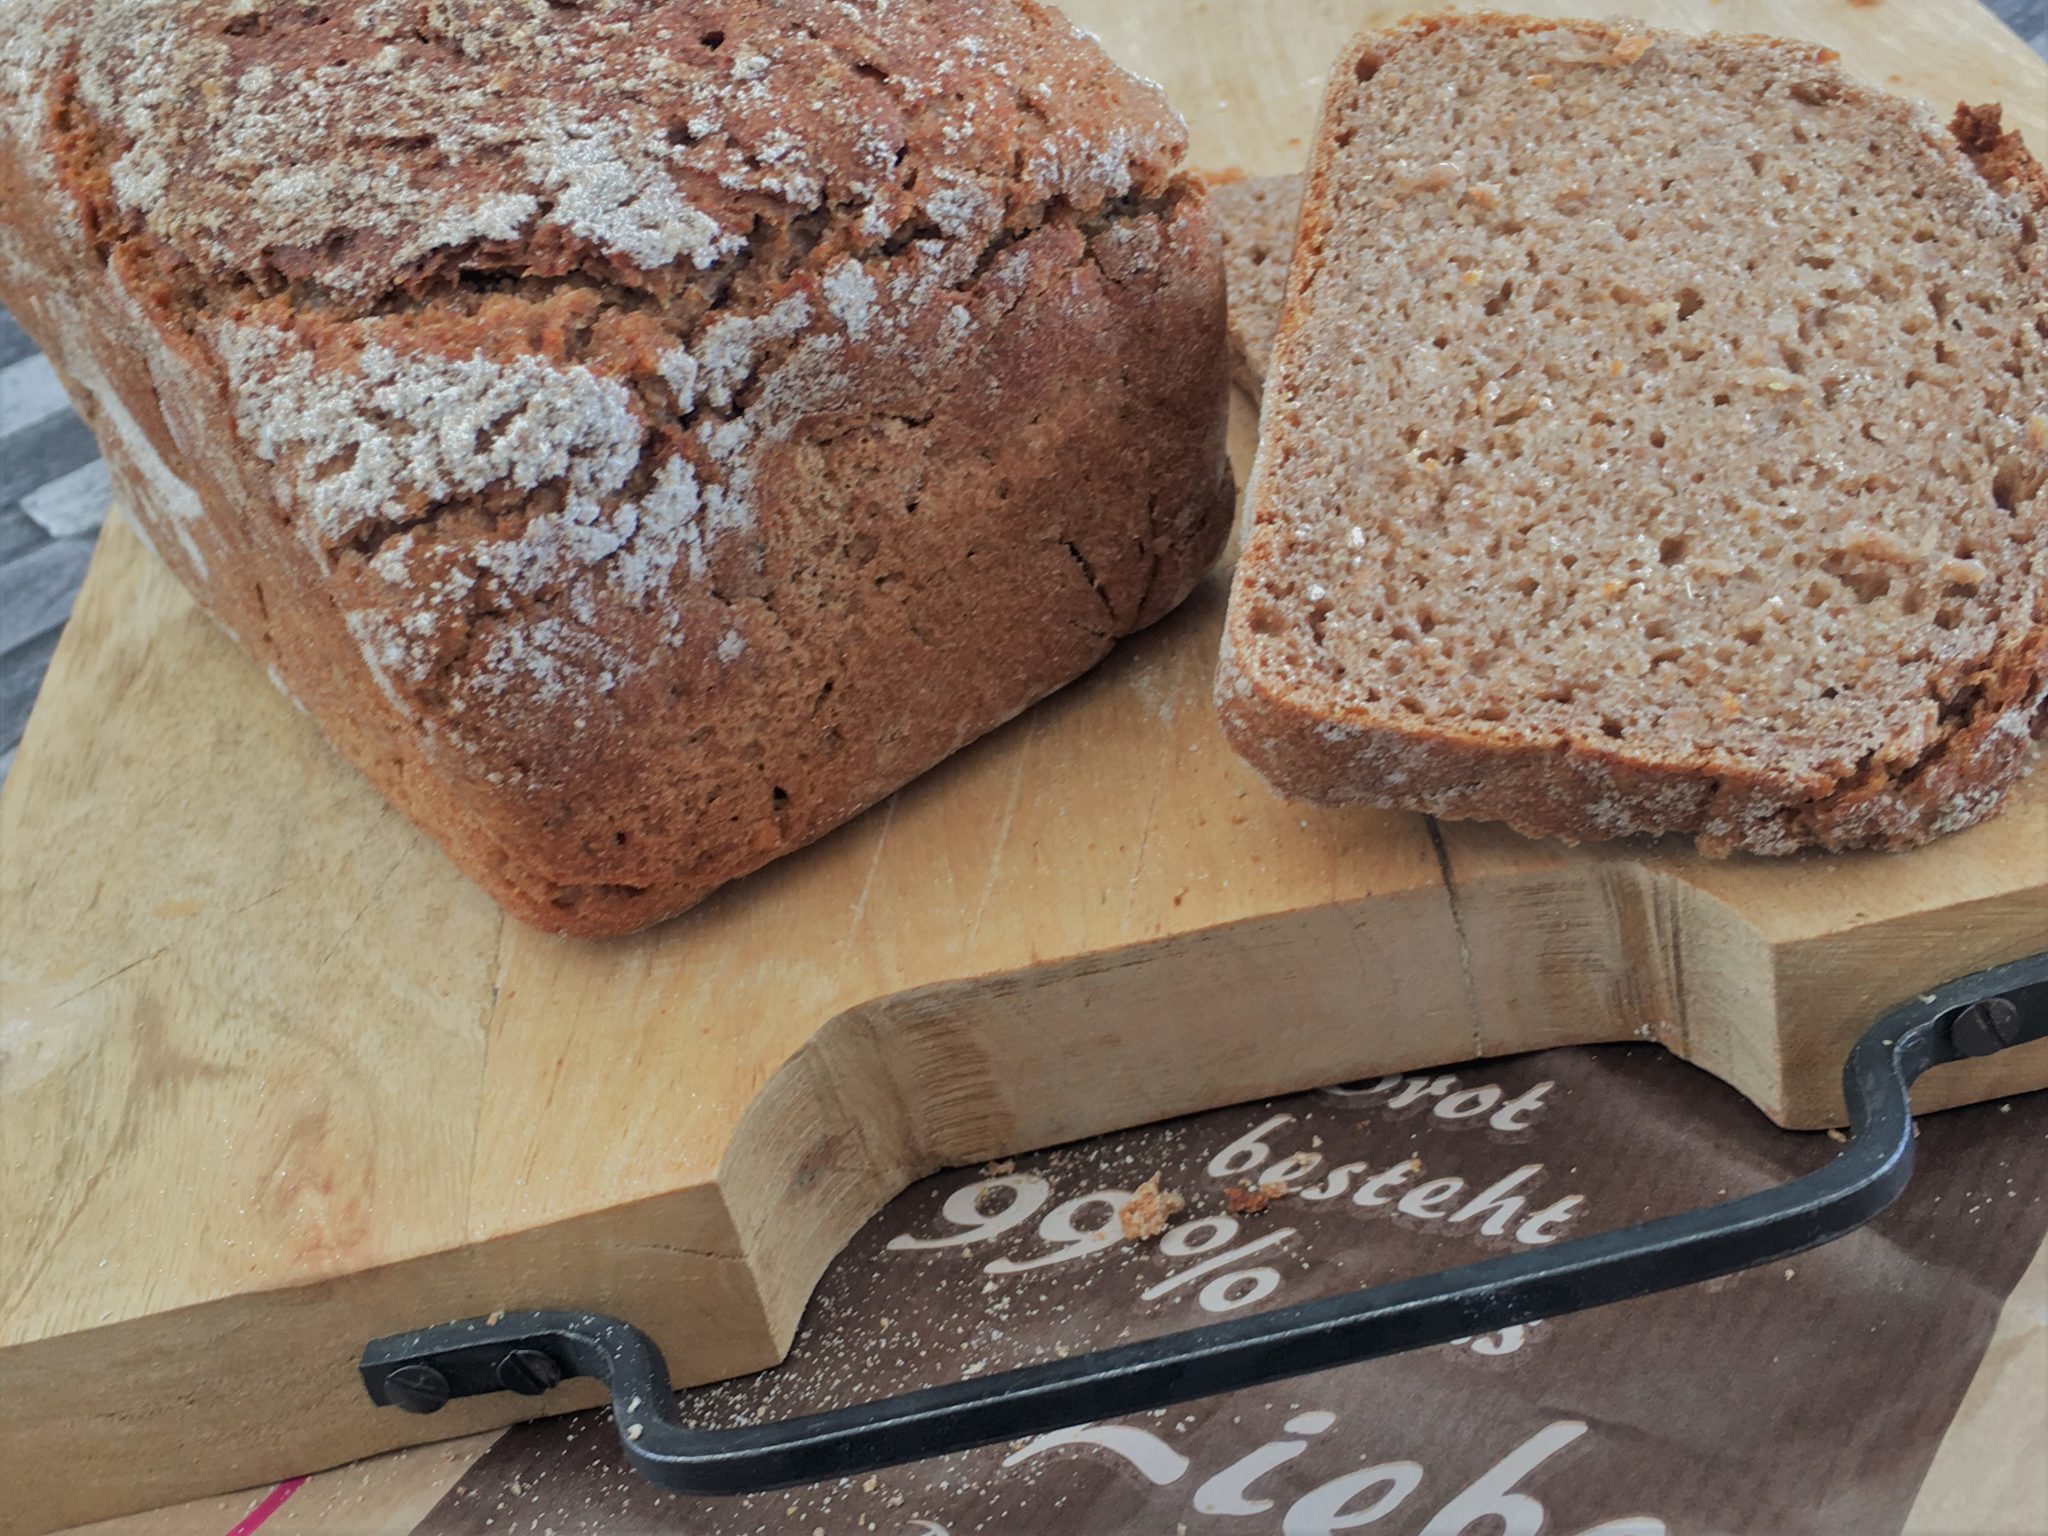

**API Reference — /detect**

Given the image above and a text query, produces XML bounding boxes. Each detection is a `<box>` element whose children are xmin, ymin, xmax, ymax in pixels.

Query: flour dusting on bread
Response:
<box><xmin>214</xmin><ymin>325</ymin><xmax>646</xmax><ymax>552</ymax></box>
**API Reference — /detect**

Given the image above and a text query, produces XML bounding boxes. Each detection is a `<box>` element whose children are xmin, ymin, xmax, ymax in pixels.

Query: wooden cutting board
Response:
<box><xmin>3</xmin><ymin>1</ymin><xmax>2044</xmax><ymax>1529</ymax></box>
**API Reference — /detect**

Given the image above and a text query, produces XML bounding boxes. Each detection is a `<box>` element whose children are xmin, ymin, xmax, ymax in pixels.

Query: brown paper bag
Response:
<box><xmin>412</xmin><ymin>1045</ymin><xmax>2047</xmax><ymax>1536</ymax></box>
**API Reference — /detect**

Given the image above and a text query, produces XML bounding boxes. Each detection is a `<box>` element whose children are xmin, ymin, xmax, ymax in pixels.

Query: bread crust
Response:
<box><xmin>1</xmin><ymin>0</ymin><xmax>1234</xmax><ymax>934</ymax></box>
<box><xmin>1218</xmin><ymin>13</ymin><xmax>2048</xmax><ymax>856</ymax></box>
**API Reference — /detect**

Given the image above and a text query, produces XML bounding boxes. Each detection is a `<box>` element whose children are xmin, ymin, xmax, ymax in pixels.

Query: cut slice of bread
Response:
<box><xmin>1218</xmin><ymin>14</ymin><xmax>2048</xmax><ymax>856</ymax></box>
<box><xmin>1213</xmin><ymin>172</ymin><xmax>1306</xmax><ymax>396</ymax></box>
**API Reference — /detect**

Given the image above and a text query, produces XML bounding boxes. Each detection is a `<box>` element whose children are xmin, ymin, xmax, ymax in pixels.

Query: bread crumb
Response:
<box><xmin>1225</xmin><ymin>1181</ymin><xmax>1289</xmax><ymax>1215</ymax></box>
<box><xmin>1119</xmin><ymin>1173</ymin><xmax>1186</xmax><ymax>1241</ymax></box>
<box><xmin>981</xmin><ymin>1158</ymin><xmax>1016</xmax><ymax>1176</ymax></box>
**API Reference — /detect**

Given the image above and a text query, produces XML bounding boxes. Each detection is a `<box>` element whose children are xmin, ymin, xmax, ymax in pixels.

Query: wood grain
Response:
<box><xmin>48</xmin><ymin>1436</ymin><xmax>497</xmax><ymax>1536</ymax></box>
<box><xmin>1905</xmin><ymin>1230</ymin><xmax>2048</xmax><ymax>1534</ymax></box>
<box><xmin>2</xmin><ymin>2</ymin><xmax>2044</xmax><ymax>1529</ymax></box>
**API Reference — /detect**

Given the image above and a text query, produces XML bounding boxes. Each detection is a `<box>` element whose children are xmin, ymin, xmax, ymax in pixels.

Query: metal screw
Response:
<box><xmin>497</xmin><ymin>1349</ymin><xmax>563</xmax><ymax>1396</ymax></box>
<box><xmin>382</xmin><ymin>1363</ymin><xmax>451</xmax><ymax>1415</ymax></box>
<box><xmin>1950</xmin><ymin>996</ymin><xmax>2020</xmax><ymax>1058</ymax></box>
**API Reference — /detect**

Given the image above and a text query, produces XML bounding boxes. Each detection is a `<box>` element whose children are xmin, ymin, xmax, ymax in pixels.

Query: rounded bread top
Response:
<box><xmin>7</xmin><ymin>0</ymin><xmax>1187</xmax><ymax>299</ymax></box>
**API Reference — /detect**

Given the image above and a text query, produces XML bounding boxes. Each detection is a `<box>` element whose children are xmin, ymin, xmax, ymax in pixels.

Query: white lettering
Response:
<box><xmin>1419</xmin><ymin>1420</ymin><xmax>1587</xmax><ymax>1536</ymax></box>
<box><xmin>1448</xmin><ymin>1165</ymin><xmax>1544</xmax><ymax>1237</ymax></box>
<box><xmin>1396</xmin><ymin>1176</ymin><xmax>1467</xmax><ymax>1218</ymax></box>
<box><xmin>1466</xmin><ymin>1324</ymin><xmax>1532</xmax><ymax>1356</ymax></box>
<box><xmin>1300</xmin><ymin>1162</ymin><xmax>1367</xmax><ymax>1201</ymax></box>
<box><xmin>1434</xmin><ymin>1085</ymin><xmax>1501</xmax><ymax>1121</ymax></box>
<box><xmin>1325</xmin><ymin>1076</ymin><xmax>1553</xmax><ymax>1128</ymax></box>
<box><xmin>1193</xmin><ymin>1412</ymin><xmax>1335</xmax><ymax>1515</ymax></box>
<box><xmin>1209</xmin><ymin>1114</ymin><xmax>1298</xmax><ymax>1179</ymax></box>
<box><xmin>984</xmin><ymin>1191</ymin><xmax>1135</xmax><ymax>1274</ymax></box>
<box><xmin>886</xmin><ymin>1175</ymin><xmax>1049</xmax><ymax>1250</ymax></box>
<box><xmin>1261</xmin><ymin>1151</ymin><xmax>1326</xmax><ymax>1189</ymax></box>
<box><xmin>1353</xmin><ymin>1161</ymin><xmax>1420</xmax><ymax>1207</ymax></box>
<box><xmin>1000</xmin><ymin>1422</ymin><xmax>1189</xmax><ymax>1485</ymax></box>
<box><xmin>1002</xmin><ymin>1412</ymin><xmax>1664</xmax><ymax>1536</ymax></box>
<box><xmin>1514</xmin><ymin>1196</ymin><xmax>1585</xmax><ymax>1246</ymax></box>
<box><xmin>1490</xmin><ymin>1081</ymin><xmax>1554</xmax><ymax>1131</ymax></box>
<box><xmin>1283</xmin><ymin>1461</ymin><xmax>1424</xmax><ymax>1534</ymax></box>
<box><xmin>1203</xmin><ymin>1268</ymin><xmax>1282</xmax><ymax>1311</ymax></box>
<box><xmin>1144</xmin><ymin>1219</ymin><xmax>1296</xmax><ymax>1313</ymax></box>
<box><xmin>1386</xmin><ymin>1074</ymin><xmax>1459</xmax><ymax>1109</ymax></box>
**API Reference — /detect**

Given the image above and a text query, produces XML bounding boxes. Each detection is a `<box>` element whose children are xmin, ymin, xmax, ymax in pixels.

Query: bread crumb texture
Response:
<box><xmin>1117</xmin><ymin>1172</ymin><xmax>1185</xmax><ymax>1241</ymax></box>
<box><xmin>1222</xmin><ymin>13</ymin><xmax>2047</xmax><ymax>856</ymax></box>
<box><xmin>1212</xmin><ymin>171</ymin><xmax>1304</xmax><ymax>396</ymax></box>
<box><xmin>0</xmin><ymin>0</ymin><xmax>1233</xmax><ymax>933</ymax></box>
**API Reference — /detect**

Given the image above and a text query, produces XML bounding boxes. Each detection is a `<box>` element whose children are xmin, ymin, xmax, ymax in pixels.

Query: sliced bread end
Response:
<box><xmin>1219</xmin><ymin>15</ymin><xmax>2048</xmax><ymax>856</ymax></box>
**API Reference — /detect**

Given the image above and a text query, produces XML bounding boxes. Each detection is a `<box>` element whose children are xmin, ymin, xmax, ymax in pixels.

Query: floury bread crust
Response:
<box><xmin>1219</xmin><ymin>14</ymin><xmax>2048</xmax><ymax>857</ymax></box>
<box><xmin>0</xmin><ymin>0</ymin><xmax>1234</xmax><ymax>936</ymax></box>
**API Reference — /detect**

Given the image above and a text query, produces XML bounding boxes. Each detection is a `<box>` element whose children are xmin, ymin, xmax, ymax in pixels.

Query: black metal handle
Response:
<box><xmin>361</xmin><ymin>950</ymin><xmax>2048</xmax><ymax>1495</ymax></box>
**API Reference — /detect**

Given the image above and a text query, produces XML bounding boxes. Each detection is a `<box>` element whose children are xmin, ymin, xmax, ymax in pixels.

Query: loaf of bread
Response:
<box><xmin>0</xmin><ymin>0</ymin><xmax>1234</xmax><ymax>935</ymax></box>
<box><xmin>1212</xmin><ymin>172</ymin><xmax>1304</xmax><ymax>397</ymax></box>
<box><xmin>1219</xmin><ymin>14</ymin><xmax>2047</xmax><ymax>856</ymax></box>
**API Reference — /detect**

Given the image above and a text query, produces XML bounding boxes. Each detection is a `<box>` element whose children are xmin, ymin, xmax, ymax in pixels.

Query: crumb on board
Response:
<box><xmin>1119</xmin><ymin>1173</ymin><xmax>1186</xmax><ymax>1241</ymax></box>
<box><xmin>1225</xmin><ymin>1181</ymin><xmax>1289</xmax><ymax>1215</ymax></box>
<box><xmin>982</xmin><ymin>1158</ymin><xmax>1016</xmax><ymax>1176</ymax></box>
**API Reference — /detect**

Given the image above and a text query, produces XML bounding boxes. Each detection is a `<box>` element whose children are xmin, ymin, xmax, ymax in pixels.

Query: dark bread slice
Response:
<box><xmin>1219</xmin><ymin>13</ymin><xmax>2048</xmax><ymax>855</ymax></box>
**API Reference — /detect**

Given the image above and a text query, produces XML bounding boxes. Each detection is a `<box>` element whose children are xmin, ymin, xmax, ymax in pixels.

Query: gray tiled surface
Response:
<box><xmin>2009</xmin><ymin>0</ymin><xmax>2048</xmax><ymax>54</ymax></box>
<box><xmin>2</xmin><ymin>11</ymin><xmax>2045</xmax><ymax>783</ymax></box>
